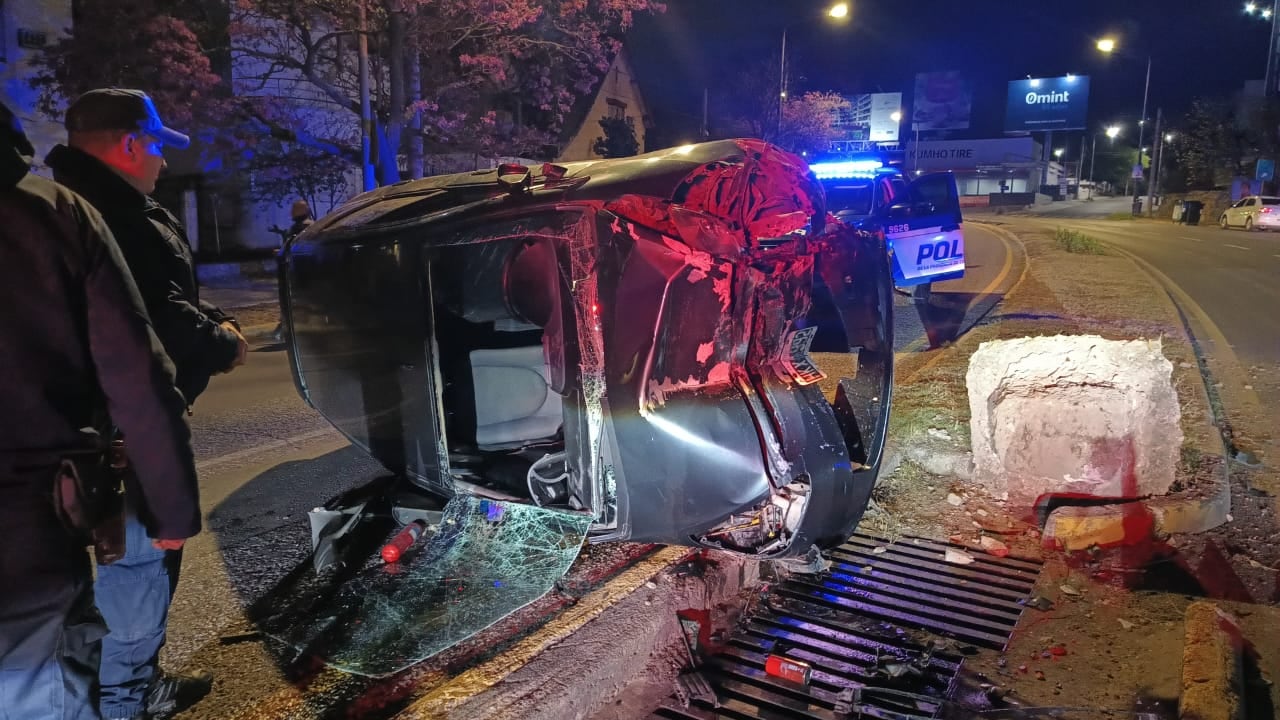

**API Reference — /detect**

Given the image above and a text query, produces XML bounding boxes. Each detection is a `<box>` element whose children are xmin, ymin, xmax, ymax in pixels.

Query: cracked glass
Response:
<box><xmin>260</xmin><ymin>495</ymin><xmax>592</xmax><ymax>677</ymax></box>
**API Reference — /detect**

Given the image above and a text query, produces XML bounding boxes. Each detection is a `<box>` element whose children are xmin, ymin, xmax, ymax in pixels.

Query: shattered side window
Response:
<box><xmin>260</xmin><ymin>496</ymin><xmax>592</xmax><ymax>677</ymax></box>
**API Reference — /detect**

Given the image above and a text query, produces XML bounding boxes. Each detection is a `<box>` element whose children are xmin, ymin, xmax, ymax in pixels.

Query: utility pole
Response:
<box><xmin>357</xmin><ymin>0</ymin><xmax>376</xmax><ymax>191</ymax></box>
<box><xmin>1146</xmin><ymin>108</ymin><xmax>1162</xmax><ymax>216</ymax></box>
<box><xmin>777</xmin><ymin>28</ymin><xmax>788</xmax><ymax>138</ymax></box>
<box><xmin>702</xmin><ymin>88</ymin><xmax>709</xmax><ymax>139</ymax></box>
<box><xmin>1134</xmin><ymin>55</ymin><xmax>1151</xmax><ymax>211</ymax></box>
<box><xmin>1268</xmin><ymin>0</ymin><xmax>1280</xmax><ymax>95</ymax></box>
<box><xmin>1076</xmin><ymin>133</ymin><xmax>1085</xmax><ymax>198</ymax></box>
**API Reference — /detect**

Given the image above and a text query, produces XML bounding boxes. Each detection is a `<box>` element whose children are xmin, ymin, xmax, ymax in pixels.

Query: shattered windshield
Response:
<box><xmin>259</xmin><ymin>496</ymin><xmax>592</xmax><ymax>677</ymax></box>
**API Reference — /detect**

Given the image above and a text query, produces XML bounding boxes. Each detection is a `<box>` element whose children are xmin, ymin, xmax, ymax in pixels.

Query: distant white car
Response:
<box><xmin>1219</xmin><ymin>195</ymin><xmax>1280</xmax><ymax>230</ymax></box>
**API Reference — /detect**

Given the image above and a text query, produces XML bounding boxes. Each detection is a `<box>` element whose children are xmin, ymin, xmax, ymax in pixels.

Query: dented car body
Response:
<box><xmin>279</xmin><ymin>139</ymin><xmax>894</xmax><ymax>560</ymax></box>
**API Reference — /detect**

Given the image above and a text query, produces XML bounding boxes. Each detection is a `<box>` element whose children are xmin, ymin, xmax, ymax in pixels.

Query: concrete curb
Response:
<box><xmin>1181</xmin><ymin>601</ymin><xmax>1246</xmax><ymax>720</ymax></box>
<box><xmin>242</xmin><ymin>323</ymin><xmax>279</xmax><ymax>342</ymax></box>
<box><xmin>395</xmin><ymin>548</ymin><xmax>761</xmax><ymax>720</ymax></box>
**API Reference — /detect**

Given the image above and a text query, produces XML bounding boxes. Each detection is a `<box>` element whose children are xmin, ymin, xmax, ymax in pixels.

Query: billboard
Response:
<box><xmin>905</xmin><ymin>138</ymin><xmax>1037</xmax><ymax>172</ymax></box>
<box><xmin>834</xmin><ymin>92</ymin><xmax>903</xmax><ymax>143</ymax></box>
<box><xmin>911</xmin><ymin>72</ymin><xmax>972</xmax><ymax>131</ymax></box>
<box><xmin>1005</xmin><ymin>75</ymin><xmax>1090</xmax><ymax>132</ymax></box>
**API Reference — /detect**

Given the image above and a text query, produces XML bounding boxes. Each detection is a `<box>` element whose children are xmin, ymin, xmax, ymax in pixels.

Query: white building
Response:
<box><xmin>0</xmin><ymin>0</ymin><xmax>72</xmax><ymax>169</ymax></box>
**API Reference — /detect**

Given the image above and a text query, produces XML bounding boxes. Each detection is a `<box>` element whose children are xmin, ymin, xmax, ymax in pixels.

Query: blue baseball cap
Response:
<box><xmin>65</xmin><ymin>88</ymin><xmax>190</xmax><ymax>149</ymax></box>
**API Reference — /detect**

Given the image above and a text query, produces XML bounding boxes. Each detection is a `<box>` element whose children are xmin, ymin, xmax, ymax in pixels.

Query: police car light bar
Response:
<box><xmin>809</xmin><ymin>159</ymin><xmax>890</xmax><ymax>180</ymax></box>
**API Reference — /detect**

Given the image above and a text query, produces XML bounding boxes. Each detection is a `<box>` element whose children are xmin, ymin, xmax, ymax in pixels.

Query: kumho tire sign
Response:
<box><xmin>1005</xmin><ymin>75</ymin><xmax>1089</xmax><ymax>132</ymax></box>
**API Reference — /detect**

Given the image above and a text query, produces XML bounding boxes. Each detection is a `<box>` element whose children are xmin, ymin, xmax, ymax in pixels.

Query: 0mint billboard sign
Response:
<box><xmin>1005</xmin><ymin>75</ymin><xmax>1090</xmax><ymax>133</ymax></box>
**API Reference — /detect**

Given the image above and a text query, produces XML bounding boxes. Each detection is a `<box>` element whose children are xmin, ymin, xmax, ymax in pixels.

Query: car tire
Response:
<box><xmin>1246</xmin><ymin>216</ymin><xmax>1254</xmax><ymax>231</ymax></box>
<box><xmin>1220</xmin><ymin>215</ymin><xmax>1229</xmax><ymax>229</ymax></box>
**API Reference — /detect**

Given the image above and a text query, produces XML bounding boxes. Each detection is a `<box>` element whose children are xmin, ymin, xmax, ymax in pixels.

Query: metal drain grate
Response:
<box><xmin>653</xmin><ymin>533</ymin><xmax>1043</xmax><ymax>719</ymax></box>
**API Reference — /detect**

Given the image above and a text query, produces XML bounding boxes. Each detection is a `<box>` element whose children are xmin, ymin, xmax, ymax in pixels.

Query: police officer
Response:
<box><xmin>46</xmin><ymin>89</ymin><xmax>245</xmax><ymax>720</ymax></box>
<box><xmin>0</xmin><ymin>102</ymin><xmax>201</xmax><ymax>719</ymax></box>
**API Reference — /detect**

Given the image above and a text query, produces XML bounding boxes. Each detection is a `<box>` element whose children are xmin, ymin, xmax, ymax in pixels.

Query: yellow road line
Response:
<box><xmin>394</xmin><ymin>546</ymin><xmax>691</xmax><ymax>719</ymax></box>
<box><xmin>899</xmin><ymin>222</ymin><xmax>1019</xmax><ymax>355</ymax></box>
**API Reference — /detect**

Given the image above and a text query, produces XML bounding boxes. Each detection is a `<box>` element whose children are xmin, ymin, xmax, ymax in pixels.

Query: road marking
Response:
<box><xmin>1224</xmin><ymin>244</ymin><xmax>1251</xmax><ymax>251</ymax></box>
<box><xmin>1180</xmin><ymin>236</ymin><xmax>1203</xmax><ymax>242</ymax></box>
<box><xmin>898</xmin><ymin>225</ymin><xmax>1018</xmax><ymax>355</ymax></box>
<box><xmin>396</xmin><ymin>546</ymin><xmax>692</xmax><ymax>719</ymax></box>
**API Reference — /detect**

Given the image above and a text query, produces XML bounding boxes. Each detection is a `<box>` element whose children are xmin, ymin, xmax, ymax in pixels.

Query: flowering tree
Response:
<box><xmin>713</xmin><ymin>59</ymin><xmax>850</xmax><ymax>154</ymax></box>
<box><xmin>33</xmin><ymin>0</ymin><xmax>663</xmax><ymax>209</ymax></box>
<box><xmin>230</xmin><ymin>0</ymin><xmax>664</xmax><ymax>185</ymax></box>
<box><xmin>29</xmin><ymin>0</ymin><xmax>227</xmax><ymax>133</ymax></box>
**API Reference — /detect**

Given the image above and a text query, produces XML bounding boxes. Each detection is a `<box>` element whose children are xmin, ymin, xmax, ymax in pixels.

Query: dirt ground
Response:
<box><xmin>856</xmin><ymin>221</ymin><xmax>1280</xmax><ymax>716</ymax></box>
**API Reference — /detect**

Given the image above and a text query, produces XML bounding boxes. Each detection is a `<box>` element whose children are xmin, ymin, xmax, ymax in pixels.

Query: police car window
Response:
<box><xmin>825</xmin><ymin>183</ymin><xmax>874</xmax><ymax>215</ymax></box>
<box><xmin>911</xmin><ymin>177</ymin><xmax>953</xmax><ymax>208</ymax></box>
<box><xmin>889</xmin><ymin>177</ymin><xmax>908</xmax><ymax>202</ymax></box>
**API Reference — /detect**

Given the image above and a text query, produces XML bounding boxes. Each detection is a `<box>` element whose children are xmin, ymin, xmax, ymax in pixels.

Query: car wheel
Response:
<box><xmin>1220</xmin><ymin>215</ymin><xmax>1229</xmax><ymax>229</ymax></box>
<box><xmin>1246</xmin><ymin>216</ymin><xmax>1254</xmax><ymax>231</ymax></box>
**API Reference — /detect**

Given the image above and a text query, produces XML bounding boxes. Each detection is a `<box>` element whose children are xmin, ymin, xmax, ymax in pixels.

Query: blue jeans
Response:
<box><xmin>0</xmin><ymin>483</ymin><xmax>105</xmax><ymax>720</ymax></box>
<box><xmin>94</xmin><ymin>513</ymin><xmax>181</xmax><ymax>720</ymax></box>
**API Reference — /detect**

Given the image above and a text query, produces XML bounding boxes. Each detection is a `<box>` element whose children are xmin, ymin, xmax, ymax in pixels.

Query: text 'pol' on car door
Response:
<box><xmin>884</xmin><ymin>172</ymin><xmax>965</xmax><ymax>287</ymax></box>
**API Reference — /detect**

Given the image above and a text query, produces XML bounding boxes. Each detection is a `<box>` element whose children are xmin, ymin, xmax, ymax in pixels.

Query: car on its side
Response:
<box><xmin>278</xmin><ymin>139</ymin><xmax>895</xmax><ymax>561</ymax></box>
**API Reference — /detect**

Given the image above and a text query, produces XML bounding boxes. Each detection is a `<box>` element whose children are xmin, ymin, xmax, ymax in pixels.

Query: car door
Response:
<box><xmin>882</xmin><ymin>172</ymin><xmax>964</xmax><ymax>286</ymax></box>
<box><xmin>1232</xmin><ymin>198</ymin><xmax>1254</xmax><ymax>226</ymax></box>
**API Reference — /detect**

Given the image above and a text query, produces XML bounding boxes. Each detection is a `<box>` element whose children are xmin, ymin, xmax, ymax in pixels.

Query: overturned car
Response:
<box><xmin>279</xmin><ymin>139</ymin><xmax>894</xmax><ymax>560</ymax></box>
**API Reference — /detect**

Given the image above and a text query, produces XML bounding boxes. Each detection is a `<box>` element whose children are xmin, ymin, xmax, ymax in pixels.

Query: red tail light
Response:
<box><xmin>1263</xmin><ymin>207</ymin><xmax>1273</xmax><ymax>214</ymax></box>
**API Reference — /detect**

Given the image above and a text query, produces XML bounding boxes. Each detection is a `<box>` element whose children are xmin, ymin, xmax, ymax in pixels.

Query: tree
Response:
<box><xmin>229</xmin><ymin>0</ymin><xmax>664</xmax><ymax>186</ymax></box>
<box><xmin>711</xmin><ymin>59</ymin><xmax>850</xmax><ymax>154</ymax></box>
<box><xmin>777</xmin><ymin>91</ymin><xmax>851</xmax><ymax>156</ymax></box>
<box><xmin>1173</xmin><ymin>98</ymin><xmax>1246</xmax><ymax>190</ymax></box>
<box><xmin>30</xmin><ymin>1</ymin><xmax>227</xmax><ymax>135</ymax></box>
<box><xmin>592</xmin><ymin>115</ymin><xmax>639</xmax><ymax>158</ymax></box>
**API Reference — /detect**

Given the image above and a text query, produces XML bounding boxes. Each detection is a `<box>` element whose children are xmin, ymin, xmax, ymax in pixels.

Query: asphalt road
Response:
<box><xmin>1023</xmin><ymin>215</ymin><xmax>1280</xmax><ymax>417</ymax></box>
<box><xmin>162</xmin><ymin>225</ymin><xmax>1019</xmax><ymax>717</ymax></box>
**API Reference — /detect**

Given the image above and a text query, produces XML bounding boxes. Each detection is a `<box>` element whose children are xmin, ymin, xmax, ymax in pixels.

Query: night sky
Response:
<box><xmin>628</xmin><ymin>0</ymin><xmax>1272</xmax><ymax>144</ymax></box>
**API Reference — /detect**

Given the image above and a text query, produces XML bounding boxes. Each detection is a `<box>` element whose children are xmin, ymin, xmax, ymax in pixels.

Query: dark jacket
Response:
<box><xmin>1</xmin><ymin>127</ymin><xmax>201</xmax><ymax>539</ymax></box>
<box><xmin>46</xmin><ymin>145</ymin><xmax>240</xmax><ymax>404</ymax></box>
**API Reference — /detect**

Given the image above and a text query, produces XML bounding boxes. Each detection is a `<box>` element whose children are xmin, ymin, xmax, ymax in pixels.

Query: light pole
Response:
<box><xmin>1097</xmin><ymin>38</ymin><xmax>1151</xmax><ymax>205</ymax></box>
<box><xmin>1245</xmin><ymin>1</ymin><xmax>1280</xmax><ymax>95</ymax></box>
<box><xmin>1089</xmin><ymin>125</ymin><xmax>1121</xmax><ymax>199</ymax></box>
<box><xmin>779</xmin><ymin>3</ymin><xmax>850</xmax><ymax>136</ymax></box>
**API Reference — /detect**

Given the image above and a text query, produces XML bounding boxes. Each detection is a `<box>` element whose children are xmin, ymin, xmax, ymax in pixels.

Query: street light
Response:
<box><xmin>890</xmin><ymin>110</ymin><xmax>903</xmax><ymax>123</ymax></box>
<box><xmin>1245</xmin><ymin>0</ymin><xmax>1280</xmax><ymax>93</ymax></box>
<box><xmin>779</xmin><ymin>3</ymin><xmax>851</xmax><ymax>134</ymax></box>
<box><xmin>1088</xmin><ymin>126</ymin><xmax>1122</xmax><ymax>200</ymax></box>
<box><xmin>1097</xmin><ymin>38</ymin><xmax>1152</xmax><ymax>202</ymax></box>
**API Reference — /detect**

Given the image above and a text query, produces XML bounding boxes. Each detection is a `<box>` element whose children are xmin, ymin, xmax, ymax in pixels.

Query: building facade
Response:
<box><xmin>0</xmin><ymin>0</ymin><xmax>72</xmax><ymax>168</ymax></box>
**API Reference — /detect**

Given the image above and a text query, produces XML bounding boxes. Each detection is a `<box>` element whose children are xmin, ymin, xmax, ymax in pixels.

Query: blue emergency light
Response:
<box><xmin>809</xmin><ymin>159</ymin><xmax>895</xmax><ymax>180</ymax></box>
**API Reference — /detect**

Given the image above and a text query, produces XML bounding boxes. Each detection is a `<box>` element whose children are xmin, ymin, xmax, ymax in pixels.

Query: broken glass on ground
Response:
<box><xmin>258</xmin><ymin>494</ymin><xmax>592</xmax><ymax>677</ymax></box>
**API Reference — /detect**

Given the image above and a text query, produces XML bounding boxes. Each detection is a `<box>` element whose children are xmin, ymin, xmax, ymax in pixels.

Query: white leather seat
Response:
<box><xmin>470</xmin><ymin>346</ymin><xmax>563</xmax><ymax>449</ymax></box>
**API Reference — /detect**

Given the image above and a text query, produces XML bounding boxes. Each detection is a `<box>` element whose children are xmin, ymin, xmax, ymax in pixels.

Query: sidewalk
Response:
<box><xmin>201</xmin><ymin>279</ymin><xmax>280</xmax><ymax>340</ymax></box>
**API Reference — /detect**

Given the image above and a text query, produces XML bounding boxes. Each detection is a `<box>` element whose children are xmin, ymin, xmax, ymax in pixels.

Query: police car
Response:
<box><xmin>809</xmin><ymin>155</ymin><xmax>965</xmax><ymax>294</ymax></box>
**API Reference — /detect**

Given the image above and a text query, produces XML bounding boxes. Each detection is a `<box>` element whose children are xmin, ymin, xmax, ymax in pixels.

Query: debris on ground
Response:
<box><xmin>944</xmin><ymin>548</ymin><xmax>976</xmax><ymax>565</ymax></box>
<box><xmin>947</xmin><ymin>493</ymin><xmax>964</xmax><ymax>506</ymax></box>
<box><xmin>980</xmin><ymin>535</ymin><xmax>1010</xmax><ymax>557</ymax></box>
